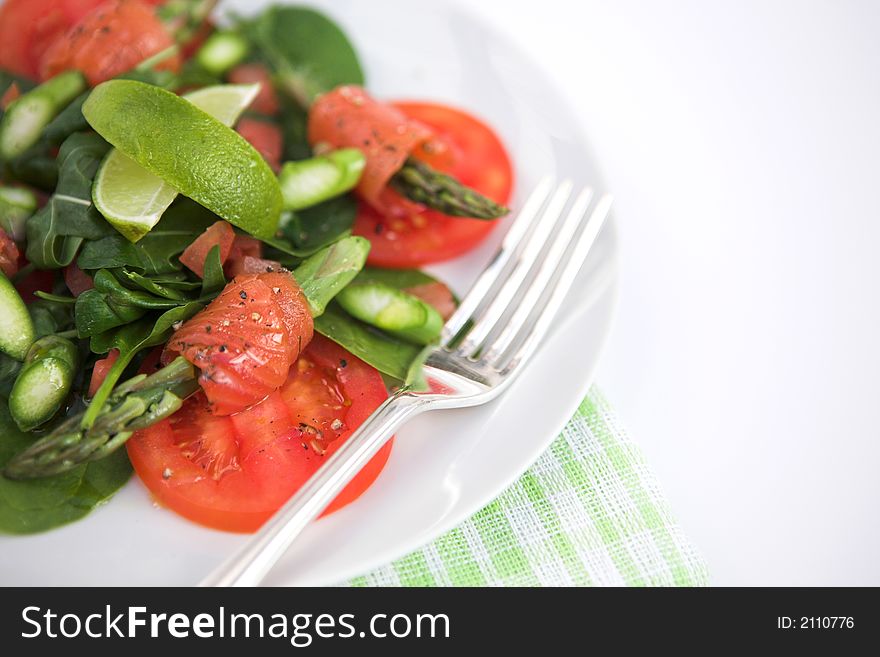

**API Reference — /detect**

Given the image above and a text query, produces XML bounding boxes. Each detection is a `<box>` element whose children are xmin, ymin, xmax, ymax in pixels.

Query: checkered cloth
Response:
<box><xmin>344</xmin><ymin>387</ymin><xmax>707</xmax><ymax>586</ymax></box>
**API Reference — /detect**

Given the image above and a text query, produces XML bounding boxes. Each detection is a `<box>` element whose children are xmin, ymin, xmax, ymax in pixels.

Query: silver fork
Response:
<box><xmin>200</xmin><ymin>178</ymin><xmax>613</xmax><ymax>587</ymax></box>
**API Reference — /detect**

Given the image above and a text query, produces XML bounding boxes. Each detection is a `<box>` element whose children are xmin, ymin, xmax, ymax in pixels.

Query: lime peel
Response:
<box><xmin>85</xmin><ymin>80</ymin><xmax>280</xmax><ymax>241</ymax></box>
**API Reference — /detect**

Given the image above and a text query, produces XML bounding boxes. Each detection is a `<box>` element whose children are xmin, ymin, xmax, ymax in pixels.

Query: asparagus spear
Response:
<box><xmin>0</xmin><ymin>71</ymin><xmax>86</xmax><ymax>161</ymax></box>
<box><xmin>2</xmin><ymin>236</ymin><xmax>370</xmax><ymax>480</ymax></box>
<box><xmin>336</xmin><ymin>281</ymin><xmax>443</xmax><ymax>345</ymax></box>
<box><xmin>390</xmin><ymin>157</ymin><xmax>509</xmax><ymax>220</ymax></box>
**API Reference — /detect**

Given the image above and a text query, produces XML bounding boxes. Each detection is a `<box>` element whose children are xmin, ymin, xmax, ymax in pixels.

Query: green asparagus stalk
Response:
<box><xmin>2</xmin><ymin>236</ymin><xmax>370</xmax><ymax>480</ymax></box>
<box><xmin>390</xmin><ymin>157</ymin><xmax>509</xmax><ymax>220</ymax></box>
<box><xmin>3</xmin><ymin>357</ymin><xmax>199</xmax><ymax>479</ymax></box>
<box><xmin>0</xmin><ymin>71</ymin><xmax>86</xmax><ymax>160</ymax></box>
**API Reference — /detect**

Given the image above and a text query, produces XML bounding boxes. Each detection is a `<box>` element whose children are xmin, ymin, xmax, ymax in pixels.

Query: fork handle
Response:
<box><xmin>199</xmin><ymin>391</ymin><xmax>421</xmax><ymax>587</ymax></box>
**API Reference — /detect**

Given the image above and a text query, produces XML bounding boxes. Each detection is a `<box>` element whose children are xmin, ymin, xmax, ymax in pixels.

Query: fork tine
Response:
<box><xmin>498</xmin><ymin>194</ymin><xmax>613</xmax><ymax>375</ymax></box>
<box><xmin>452</xmin><ymin>180</ymin><xmax>575</xmax><ymax>357</ymax></box>
<box><xmin>480</xmin><ymin>186</ymin><xmax>595</xmax><ymax>365</ymax></box>
<box><xmin>441</xmin><ymin>176</ymin><xmax>556</xmax><ymax>345</ymax></box>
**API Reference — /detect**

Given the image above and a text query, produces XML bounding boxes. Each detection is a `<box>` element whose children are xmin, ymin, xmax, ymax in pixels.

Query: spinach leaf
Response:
<box><xmin>75</xmin><ymin>269</ymin><xmax>192</xmax><ymax>338</ymax></box>
<box><xmin>43</xmin><ymin>92</ymin><xmax>90</xmax><ymax>144</ymax></box>
<box><xmin>279</xmin><ymin>95</ymin><xmax>311</xmax><ymax>161</ymax></box>
<box><xmin>201</xmin><ymin>245</ymin><xmax>226</xmax><ymax>296</ymax></box>
<box><xmin>83</xmin><ymin>302</ymin><xmax>203</xmax><ymax>428</ymax></box>
<box><xmin>243</xmin><ymin>6</ymin><xmax>364</xmax><ymax>105</ymax></box>
<box><xmin>77</xmin><ymin>198</ymin><xmax>215</xmax><ymax>274</ymax></box>
<box><xmin>314</xmin><ymin>303</ymin><xmax>421</xmax><ymax>382</ymax></box>
<box><xmin>25</xmin><ymin>133</ymin><xmax>113</xmax><ymax>268</ymax></box>
<box><xmin>285</xmin><ymin>195</ymin><xmax>356</xmax><ymax>252</ymax></box>
<box><xmin>0</xmin><ymin>400</ymin><xmax>131</xmax><ymax>535</ymax></box>
<box><xmin>5</xmin><ymin>142</ymin><xmax>58</xmax><ymax>191</ymax></box>
<box><xmin>0</xmin><ymin>354</ymin><xmax>20</xmax><ymax>398</ymax></box>
<box><xmin>29</xmin><ymin>298</ymin><xmax>75</xmax><ymax>338</ymax></box>
<box><xmin>118</xmin><ymin>269</ymin><xmax>190</xmax><ymax>301</ymax></box>
<box><xmin>355</xmin><ymin>267</ymin><xmax>441</xmax><ymax>290</ymax></box>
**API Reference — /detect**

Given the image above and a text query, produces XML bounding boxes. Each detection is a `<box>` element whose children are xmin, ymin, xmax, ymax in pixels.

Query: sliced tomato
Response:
<box><xmin>405</xmin><ymin>281</ymin><xmax>457</xmax><ymax>320</ymax></box>
<box><xmin>308</xmin><ymin>85</ymin><xmax>433</xmax><ymax>210</ymax></box>
<box><xmin>0</xmin><ymin>230</ymin><xmax>20</xmax><ymax>278</ymax></box>
<box><xmin>352</xmin><ymin>102</ymin><xmax>513</xmax><ymax>267</ymax></box>
<box><xmin>39</xmin><ymin>0</ymin><xmax>181</xmax><ymax>85</ymax></box>
<box><xmin>236</xmin><ymin>118</ymin><xmax>282</xmax><ymax>171</ymax></box>
<box><xmin>227</xmin><ymin>64</ymin><xmax>279</xmax><ymax>116</ymax></box>
<box><xmin>88</xmin><ymin>348</ymin><xmax>119</xmax><ymax>398</ymax></box>
<box><xmin>178</xmin><ymin>220</ymin><xmax>235</xmax><ymax>278</ymax></box>
<box><xmin>128</xmin><ymin>335</ymin><xmax>392</xmax><ymax>532</ymax></box>
<box><xmin>164</xmin><ymin>271</ymin><xmax>313</xmax><ymax>416</ymax></box>
<box><xmin>63</xmin><ymin>262</ymin><xmax>94</xmax><ymax>295</ymax></box>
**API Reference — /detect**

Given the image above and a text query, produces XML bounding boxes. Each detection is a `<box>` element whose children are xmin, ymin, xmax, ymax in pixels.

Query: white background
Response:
<box><xmin>457</xmin><ymin>0</ymin><xmax>880</xmax><ymax>585</ymax></box>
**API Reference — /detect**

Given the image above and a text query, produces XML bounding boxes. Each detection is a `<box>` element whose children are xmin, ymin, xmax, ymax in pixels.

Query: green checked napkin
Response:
<box><xmin>345</xmin><ymin>387</ymin><xmax>708</xmax><ymax>587</ymax></box>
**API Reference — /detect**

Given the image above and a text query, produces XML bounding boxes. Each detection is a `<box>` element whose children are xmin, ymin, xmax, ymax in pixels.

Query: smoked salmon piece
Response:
<box><xmin>307</xmin><ymin>85</ymin><xmax>432</xmax><ymax>211</ymax></box>
<box><xmin>165</xmin><ymin>271</ymin><xmax>314</xmax><ymax>415</ymax></box>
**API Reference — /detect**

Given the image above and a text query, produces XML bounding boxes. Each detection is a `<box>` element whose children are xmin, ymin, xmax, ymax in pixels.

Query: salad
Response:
<box><xmin>0</xmin><ymin>0</ymin><xmax>513</xmax><ymax>535</ymax></box>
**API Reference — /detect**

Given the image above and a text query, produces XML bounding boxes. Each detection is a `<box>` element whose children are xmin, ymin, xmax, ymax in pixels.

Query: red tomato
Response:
<box><xmin>1</xmin><ymin>83</ymin><xmax>21</xmax><ymax>110</ymax></box>
<box><xmin>164</xmin><ymin>271</ymin><xmax>313</xmax><ymax>416</ymax></box>
<box><xmin>225</xmin><ymin>255</ymin><xmax>283</xmax><ymax>278</ymax></box>
<box><xmin>0</xmin><ymin>0</ymin><xmax>108</xmax><ymax>79</ymax></box>
<box><xmin>178</xmin><ymin>220</ymin><xmax>235</xmax><ymax>278</ymax></box>
<box><xmin>352</xmin><ymin>102</ymin><xmax>514</xmax><ymax>267</ymax></box>
<box><xmin>236</xmin><ymin>118</ymin><xmax>282</xmax><ymax>171</ymax></box>
<box><xmin>14</xmin><ymin>268</ymin><xmax>54</xmax><ymax>304</ymax></box>
<box><xmin>405</xmin><ymin>281</ymin><xmax>457</xmax><ymax>320</ymax></box>
<box><xmin>308</xmin><ymin>85</ymin><xmax>433</xmax><ymax>210</ymax></box>
<box><xmin>63</xmin><ymin>262</ymin><xmax>94</xmax><ymax>295</ymax></box>
<box><xmin>88</xmin><ymin>348</ymin><xmax>120</xmax><ymax>398</ymax></box>
<box><xmin>127</xmin><ymin>335</ymin><xmax>392</xmax><ymax>532</ymax></box>
<box><xmin>223</xmin><ymin>234</ymin><xmax>262</xmax><ymax>277</ymax></box>
<box><xmin>39</xmin><ymin>0</ymin><xmax>180</xmax><ymax>85</ymax></box>
<box><xmin>0</xmin><ymin>230</ymin><xmax>20</xmax><ymax>278</ymax></box>
<box><xmin>227</xmin><ymin>64</ymin><xmax>279</xmax><ymax>116</ymax></box>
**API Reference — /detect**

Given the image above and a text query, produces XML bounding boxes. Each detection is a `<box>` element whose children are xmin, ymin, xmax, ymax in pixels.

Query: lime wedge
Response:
<box><xmin>86</xmin><ymin>81</ymin><xmax>280</xmax><ymax>241</ymax></box>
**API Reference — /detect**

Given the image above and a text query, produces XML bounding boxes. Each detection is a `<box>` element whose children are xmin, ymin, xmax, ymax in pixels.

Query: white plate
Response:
<box><xmin>0</xmin><ymin>0</ymin><xmax>618</xmax><ymax>586</ymax></box>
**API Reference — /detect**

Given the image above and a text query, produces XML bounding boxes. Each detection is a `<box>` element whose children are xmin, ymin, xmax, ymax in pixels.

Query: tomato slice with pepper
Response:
<box><xmin>127</xmin><ymin>335</ymin><xmax>392</xmax><ymax>532</ymax></box>
<box><xmin>353</xmin><ymin>102</ymin><xmax>514</xmax><ymax>267</ymax></box>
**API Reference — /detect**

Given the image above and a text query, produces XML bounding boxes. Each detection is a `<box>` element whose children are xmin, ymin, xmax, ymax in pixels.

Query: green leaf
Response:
<box><xmin>293</xmin><ymin>235</ymin><xmax>369</xmax><ymax>316</ymax></box>
<box><xmin>242</xmin><ymin>6</ymin><xmax>364</xmax><ymax>105</ymax></box>
<box><xmin>314</xmin><ymin>303</ymin><xmax>422</xmax><ymax>382</ymax></box>
<box><xmin>29</xmin><ymin>298</ymin><xmax>74</xmax><ymax>338</ymax></box>
<box><xmin>0</xmin><ymin>400</ymin><xmax>131</xmax><ymax>535</ymax></box>
<box><xmin>77</xmin><ymin>198</ymin><xmax>216</xmax><ymax>274</ymax></box>
<box><xmin>200</xmin><ymin>245</ymin><xmax>226</xmax><ymax>296</ymax></box>
<box><xmin>4</xmin><ymin>142</ymin><xmax>58</xmax><ymax>191</ymax></box>
<box><xmin>82</xmin><ymin>302</ymin><xmax>203</xmax><ymax>429</ymax></box>
<box><xmin>285</xmin><ymin>194</ymin><xmax>357</xmax><ymax>252</ymax></box>
<box><xmin>117</xmin><ymin>269</ymin><xmax>189</xmax><ymax>301</ymax></box>
<box><xmin>355</xmin><ymin>267</ymin><xmax>443</xmax><ymax>290</ymax></box>
<box><xmin>75</xmin><ymin>288</ymin><xmax>148</xmax><ymax>338</ymax></box>
<box><xmin>24</xmin><ymin>133</ymin><xmax>113</xmax><ymax>268</ymax></box>
<box><xmin>0</xmin><ymin>354</ymin><xmax>21</xmax><ymax>398</ymax></box>
<box><xmin>43</xmin><ymin>92</ymin><xmax>89</xmax><ymax>145</ymax></box>
<box><xmin>75</xmin><ymin>269</ymin><xmax>197</xmax><ymax>338</ymax></box>
<box><xmin>279</xmin><ymin>95</ymin><xmax>311</xmax><ymax>161</ymax></box>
